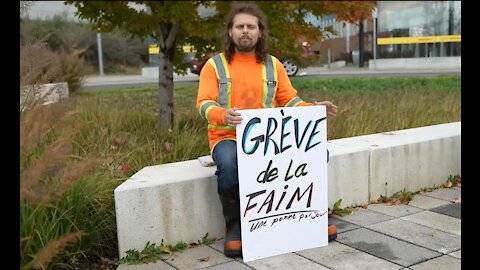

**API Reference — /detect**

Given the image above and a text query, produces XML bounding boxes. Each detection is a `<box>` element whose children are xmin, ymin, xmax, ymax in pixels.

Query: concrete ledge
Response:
<box><xmin>323</xmin><ymin>60</ymin><xmax>346</xmax><ymax>69</ymax></box>
<box><xmin>141</xmin><ymin>67</ymin><xmax>197</xmax><ymax>78</ymax></box>
<box><xmin>20</xmin><ymin>82</ymin><xmax>69</xmax><ymax>110</ymax></box>
<box><xmin>326</xmin><ymin>142</ymin><xmax>370</xmax><ymax>208</ymax></box>
<box><xmin>141</xmin><ymin>67</ymin><xmax>158</xmax><ymax>77</ymax></box>
<box><xmin>369</xmin><ymin>57</ymin><xmax>461</xmax><ymax>70</ymax></box>
<box><xmin>115</xmin><ymin>160</ymin><xmax>223</xmax><ymax>257</ymax></box>
<box><xmin>331</xmin><ymin>122</ymin><xmax>461</xmax><ymax>199</ymax></box>
<box><xmin>114</xmin><ymin>122</ymin><xmax>460</xmax><ymax>256</ymax></box>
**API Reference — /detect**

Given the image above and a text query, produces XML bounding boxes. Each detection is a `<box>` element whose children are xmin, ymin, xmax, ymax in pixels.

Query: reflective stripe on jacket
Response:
<box><xmin>200</xmin><ymin>53</ymin><xmax>279</xmax><ymax>131</ymax></box>
<box><xmin>197</xmin><ymin>53</ymin><xmax>311</xmax><ymax>152</ymax></box>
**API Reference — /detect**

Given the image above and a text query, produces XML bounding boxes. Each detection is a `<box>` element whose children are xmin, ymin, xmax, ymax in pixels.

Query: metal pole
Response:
<box><xmin>372</xmin><ymin>7</ymin><xmax>377</xmax><ymax>69</ymax></box>
<box><xmin>448</xmin><ymin>1</ymin><xmax>454</xmax><ymax>56</ymax></box>
<box><xmin>346</xmin><ymin>24</ymin><xmax>350</xmax><ymax>53</ymax></box>
<box><xmin>373</xmin><ymin>19</ymin><xmax>376</xmax><ymax>68</ymax></box>
<box><xmin>359</xmin><ymin>20</ymin><xmax>364</xmax><ymax>67</ymax></box>
<box><xmin>327</xmin><ymin>48</ymin><xmax>331</xmax><ymax>69</ymax></box>
<box><xmin>97</xmin><ymin>32</ymin><xmax>104</xmax><ymax>76</ymax></box>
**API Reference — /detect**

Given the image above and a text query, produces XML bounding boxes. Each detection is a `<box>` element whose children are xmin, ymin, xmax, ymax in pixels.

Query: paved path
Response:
<box><xmin>117</xmin><ymin>186</ymin><xmax>461</xmax><ymax>270</ymax></box>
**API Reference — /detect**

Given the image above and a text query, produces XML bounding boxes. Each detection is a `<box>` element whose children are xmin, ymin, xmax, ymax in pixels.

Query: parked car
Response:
<box><xmin>189</xmin><ymin>55</ymin><xmax>307</xmax><ymax>77</ymax></box>
<box><xmin>276</xmin><ymin>38</ymin><xmax>315</xmax><ymax>76</ymax></box>
<box><xmin>188</xmin><ymin>52</ymin><xmax>217</xmax><ymax>75</ymax></box>
<box><xmin>280</xmin><ymin>59</ymin><xmax>301</xmax><ymax>77</ymax></box>
<box><xmin>189</xmin><ymin>56</ymin><xmax>206</xmax><ymax>75</ymax></box>
<box><xmin>189</xmin><ymin>40</ymin><xmax>314</xmax><ymax>77</ymax></box>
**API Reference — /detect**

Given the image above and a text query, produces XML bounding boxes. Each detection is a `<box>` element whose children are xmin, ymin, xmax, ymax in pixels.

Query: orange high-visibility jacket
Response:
<box><xmin>196</xmin><ymin>53</ymin><xmax>312</xmax><ymax>152</ymax></box>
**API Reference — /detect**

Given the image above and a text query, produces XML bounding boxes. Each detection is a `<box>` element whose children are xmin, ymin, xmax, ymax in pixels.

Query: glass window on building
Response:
<box><xmin>376</xmin><ymin>1</ymin><xmax>461</xmax><ymax>59</ymax></box>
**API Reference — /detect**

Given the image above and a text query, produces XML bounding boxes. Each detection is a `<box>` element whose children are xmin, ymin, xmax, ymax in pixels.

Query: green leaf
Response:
<box><xmin>333</xmin><ymin>199</ymin><xmax>342</xmax><ymax>210</ymax></box>
<box><xmin>199</xmin><ymin>232</ymin><xmax>215</xmax><ymax>245</ymax></box>
<box><xmin>333</xmin><ymin>209</ymin><xmax>352</xmax><ymax>217</ymax></box>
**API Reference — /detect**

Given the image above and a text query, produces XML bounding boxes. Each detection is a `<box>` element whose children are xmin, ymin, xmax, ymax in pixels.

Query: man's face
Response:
<box><xmin>229</xmin><ymin>13</ymin><xmax>262</xmax><ymax>53</ymax></box>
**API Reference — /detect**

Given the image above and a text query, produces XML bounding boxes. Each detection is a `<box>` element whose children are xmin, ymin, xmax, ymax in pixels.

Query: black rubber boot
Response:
<box><xmin>219</xmin><ymin>196</ymin><xmax>242</xmax><ymax>258</ymax></box>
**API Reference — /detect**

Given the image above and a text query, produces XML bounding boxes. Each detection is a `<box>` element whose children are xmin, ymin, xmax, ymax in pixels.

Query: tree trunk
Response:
<box><xmin>155</xmin><ymin>20</ymin><xmax>180</xmax><ymax>132</ymax></box>
<box><xmin>157</xmin><ymin>48</ymin><xmax>175</xmax><ymax>131</ymax></box>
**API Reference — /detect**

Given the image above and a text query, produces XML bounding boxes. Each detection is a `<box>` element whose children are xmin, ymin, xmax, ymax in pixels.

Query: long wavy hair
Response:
<box><xmin>223</xmin><ymin>2</ymin><xmax>268</xmax><ymax>64</ymax></box>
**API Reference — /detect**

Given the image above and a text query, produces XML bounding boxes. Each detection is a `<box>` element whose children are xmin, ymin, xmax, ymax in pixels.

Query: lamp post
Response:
<box><xmin>97</xmin><ymin>30</ymin><xmax>104</xmax><ymax>76</ymax></box>
<box><xmin>372</xmin><ymin>7</ymin><xmax>378</xmax><ymax>69</ymax></box>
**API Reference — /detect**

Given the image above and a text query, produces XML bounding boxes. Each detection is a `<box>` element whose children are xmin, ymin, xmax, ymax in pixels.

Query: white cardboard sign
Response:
<box><xmin>236</xmin><ymin>106</ymin><xmax>329</xmax><ymax>262</ymax></box>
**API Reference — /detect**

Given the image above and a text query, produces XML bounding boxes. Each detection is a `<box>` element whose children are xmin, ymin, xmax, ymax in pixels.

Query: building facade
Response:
<box><xmin>376</xmin><ymin>1</ymin><xmax>461</xmax><ymax>59</ymax></box>
<box><xmin>309</xmin><ymin>15</ymin><xmax>374</xmax><ymax>65</ymax></box>
<box><xmin>310</xmin><ymin>1</ymin><xmax>461</xmax><ymax>68</ymax></box>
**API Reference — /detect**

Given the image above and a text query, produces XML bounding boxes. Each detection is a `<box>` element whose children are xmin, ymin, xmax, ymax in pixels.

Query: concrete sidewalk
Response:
<box><xmin>117</xmin><ymin>186</ymin><xmax>461</xmax><ymax>270</ymax></box>
<box><xmin>296</xmin><ymin>66</ymin><xmax>461</xmax><ymax>77</ymax></box>
<box><xmin>83</xmin><ymin>66</ymin><xmax>461</xmax><ymax>90</ymax></box>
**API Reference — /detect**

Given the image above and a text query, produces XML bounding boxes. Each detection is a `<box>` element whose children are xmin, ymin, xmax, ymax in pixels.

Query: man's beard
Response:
<box><xmin>234</xmin><ymin>37</ymin><xmax>257</xmax><ymax>52</ymax></box>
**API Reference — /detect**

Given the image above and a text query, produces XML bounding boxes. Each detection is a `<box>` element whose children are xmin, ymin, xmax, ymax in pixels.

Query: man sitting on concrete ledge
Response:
<box><xmin>196</xmin><ymin>2</ymin><xmax>338</xmax><ymax>258</ymax></box>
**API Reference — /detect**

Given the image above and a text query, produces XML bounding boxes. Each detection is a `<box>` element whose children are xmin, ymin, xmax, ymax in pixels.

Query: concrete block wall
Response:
<box><xmin>114</xmin><ymin>122</ymin><xmax>460</xmax><ymax>257</ymax></box>
<box><xmin>330</xmin><ymin>122</ymin><xmax>461</xmax><ymax>200</ymax></box>
<box><xmin>20</xmin><ymin>82</ymin><xmax>69</xmax><ymax>109</ymax></box>
<box><xmin>114</xmin><ymin>161</ymin><xmax>224</xmax><ymax>257</ymax></box>
<box><xmin>323</xmin><ymin>60</ymin><xmax>347</xmax><ymax>69</ymax></box>
<box><xmin>369</xmin><ymin>57</ymin><xmax>461</xmax><ymax>70</ymax></box>
<box><xmin>326</xmin><ymin>142</ymin><xmax>370</xmax><ymax>208</ymax></box>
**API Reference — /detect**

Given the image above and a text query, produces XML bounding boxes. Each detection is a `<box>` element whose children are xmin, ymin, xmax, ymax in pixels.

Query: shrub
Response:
<box><xmin>20</xmin><ymin>40</ymin><xmax>62</xmax><ymax>87</ymax></box>
<box><xmin>20</xmin><ymin>39</ymin><xmax>63</xmax><ymax>111</ymax></box>
<box><xmin>20</xmin><ymin>40</ymin><xmax>88</xmax><ymax>111</ymax></box>
<box><xmin>58</xmin><ymin>49</ymin><xmax>89</xmax><ymax>95</ymax></box>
